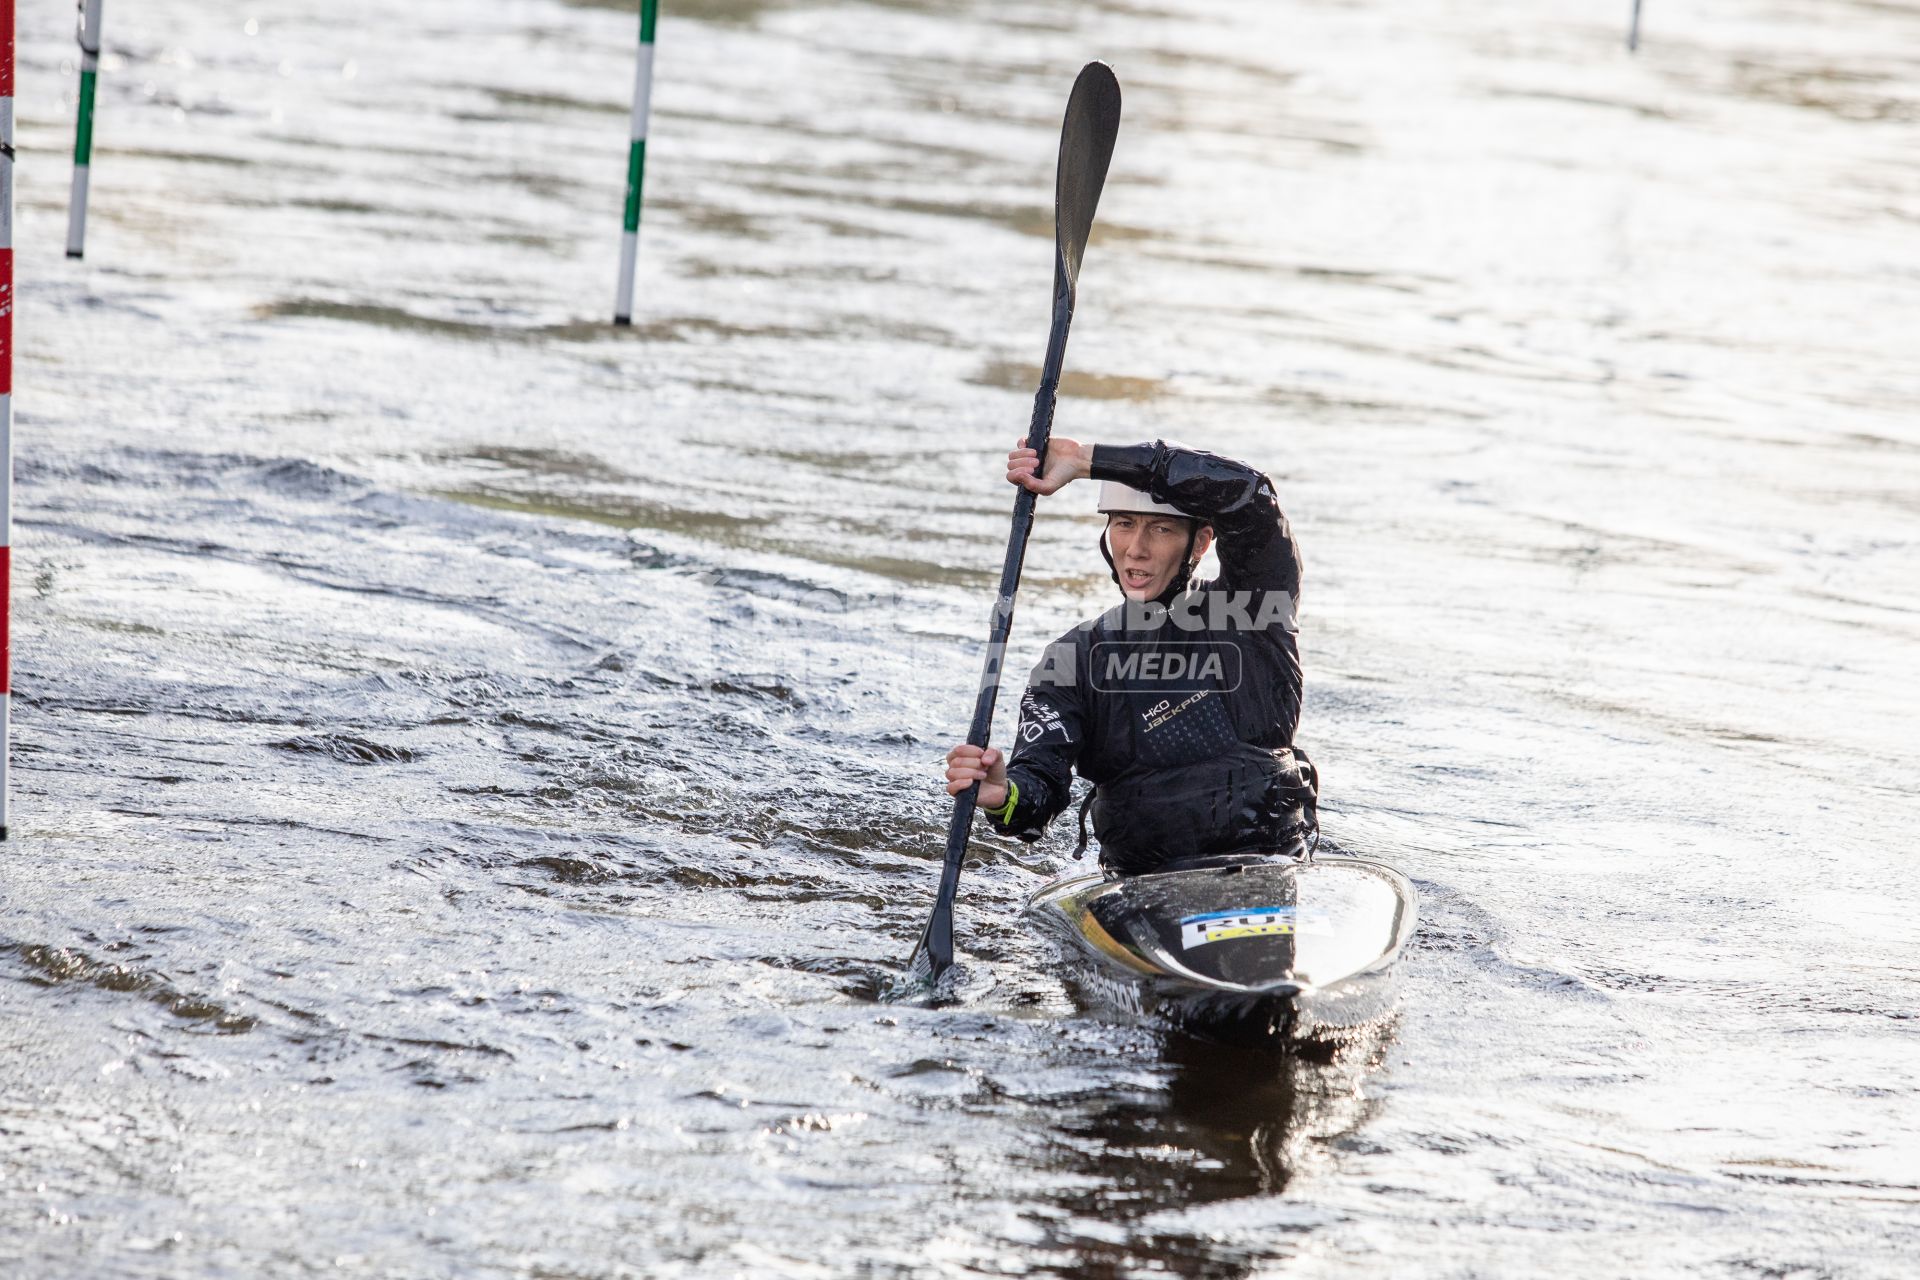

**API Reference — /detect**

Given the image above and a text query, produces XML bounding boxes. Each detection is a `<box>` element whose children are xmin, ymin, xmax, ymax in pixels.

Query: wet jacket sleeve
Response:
<box><xmin>985</xmin><ymin>635</ymin><xmax>1085</xmax><ymax>842</ymax></box>
<box><xmin>1090</xmin><ymin>440</ymin><xmax>1302</xmax><ymax>598</ymax></box>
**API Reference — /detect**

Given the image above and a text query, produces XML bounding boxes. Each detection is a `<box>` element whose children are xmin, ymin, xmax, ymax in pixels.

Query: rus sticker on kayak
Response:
<box><xmin>1180</xmin><ymin>906</ymin><xmax>1294</xmax><ymax>949</ymax></box>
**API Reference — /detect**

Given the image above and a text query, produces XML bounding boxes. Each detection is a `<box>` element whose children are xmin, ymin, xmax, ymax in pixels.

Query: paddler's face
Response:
<box><xmin>1106</xmin><ymin>514</ymin><xmax>1212</xmax><ymax>601</ymax></box>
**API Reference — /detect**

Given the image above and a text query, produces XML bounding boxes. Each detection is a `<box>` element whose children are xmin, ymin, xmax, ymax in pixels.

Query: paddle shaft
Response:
<box><xmin>907</xmin><ymin>60</ymin><xmax>1119</xmax><ymax>983</ymax></box>
<box><xmin>916</xmin><ymin>288</ymin><xmax>1073</xmax><ymax>976</ymax></box>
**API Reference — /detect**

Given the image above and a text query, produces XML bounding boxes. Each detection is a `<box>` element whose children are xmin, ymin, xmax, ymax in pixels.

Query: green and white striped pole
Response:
<box><xmin>613</xmin><ymin>0</ymin><xmax>658</xmax><ymax>326</ymax></box>
<box><xmin>66</xmin><ymin>0</ymin><xmax>103</xmax><ymax>259</ymax></box>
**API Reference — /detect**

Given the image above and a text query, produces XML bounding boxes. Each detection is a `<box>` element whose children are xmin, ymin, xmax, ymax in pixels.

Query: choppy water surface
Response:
<box><xmin>5</xmin><ymin>0</ymin><xmax>1918</xmax><ymax>1274</ymax></box>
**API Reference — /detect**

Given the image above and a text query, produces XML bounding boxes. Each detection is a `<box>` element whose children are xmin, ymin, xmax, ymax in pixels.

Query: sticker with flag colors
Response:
<box><xmin>1179</xmin><ymin>906</ymin><xmax>1295</xmax><ymax>949</ymax></box>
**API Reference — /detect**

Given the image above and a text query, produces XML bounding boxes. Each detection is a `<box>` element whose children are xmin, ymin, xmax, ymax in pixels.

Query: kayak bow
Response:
<box><xmin>1025</xmin><ymin>851</ymin><xmax>1417</xmax><ymax>1042</ymax></box>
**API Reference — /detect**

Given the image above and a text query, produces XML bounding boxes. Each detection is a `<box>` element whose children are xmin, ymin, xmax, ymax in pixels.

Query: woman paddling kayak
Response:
<box><xmin>945</xmin><ymin>437</ymin><xmax>1318</xmax><ymax>875</ymax></box>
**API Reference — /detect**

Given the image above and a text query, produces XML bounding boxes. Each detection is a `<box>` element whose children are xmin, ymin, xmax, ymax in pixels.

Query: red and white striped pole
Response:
<box><xmin>1</xmin><ymin>0</ymin><xmax>14</xmax><ymax>839</ymax></box>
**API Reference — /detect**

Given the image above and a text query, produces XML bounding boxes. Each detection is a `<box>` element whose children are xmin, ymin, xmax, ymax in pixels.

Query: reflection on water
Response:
<box><xmin>1034</xmin><ymin>1028</ymin><xmax>1390</xmax><ymax>1276</ymax></box>
<box><xmin>970</xmin><ymin>357</ymin><xmax>1168</xmax><ymax>402</ymax></box>
<box><xmin>1121</xmin><ymin>1032</ymin><xmax>1382</xmax><ymax>1197</ymax></box>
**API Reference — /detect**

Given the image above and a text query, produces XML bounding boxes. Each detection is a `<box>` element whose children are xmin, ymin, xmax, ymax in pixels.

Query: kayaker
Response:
<box><xmin>943</xmin><ymin>437</ymin><xmax>1316</xmax><ymax>875</ymax></box>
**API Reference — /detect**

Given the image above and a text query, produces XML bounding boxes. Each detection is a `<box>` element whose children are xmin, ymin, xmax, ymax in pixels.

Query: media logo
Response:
<box><xmin>1090</xmin><ymin>641</ymin><xmax>1241</xmax><ymax>694</ymax></box>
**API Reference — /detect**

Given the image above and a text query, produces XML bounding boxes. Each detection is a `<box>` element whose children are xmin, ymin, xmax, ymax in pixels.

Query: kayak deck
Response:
<box><xmin>1024</xmin><ymin>852</ymin><xmax>1417</xmax><ymax>1041</ymax></box>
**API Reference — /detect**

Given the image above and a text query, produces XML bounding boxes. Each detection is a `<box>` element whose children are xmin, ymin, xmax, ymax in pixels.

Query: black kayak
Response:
<box><xmin>1024</xmin><ymin>851</ymin><xmax>1417</xmax><ymax>1042</ymax></box>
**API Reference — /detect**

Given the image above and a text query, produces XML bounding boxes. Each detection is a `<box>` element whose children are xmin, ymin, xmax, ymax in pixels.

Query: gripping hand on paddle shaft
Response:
<box><xmin>1008</xmin><ymin>437</ymin><xmax>1093</xmax><ymax>496</ymax></box>
<box><xmin>945</xmin><ymin>745</ymin><xmax>1009</xmax><ymax>811</ymax></box>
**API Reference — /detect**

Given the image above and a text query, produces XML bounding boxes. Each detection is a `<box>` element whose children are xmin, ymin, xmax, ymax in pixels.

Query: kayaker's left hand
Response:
<box><xmin>1008</xmin><ymin>437</ymin><xmax>1092</xmax><ymax>496</ymax></box>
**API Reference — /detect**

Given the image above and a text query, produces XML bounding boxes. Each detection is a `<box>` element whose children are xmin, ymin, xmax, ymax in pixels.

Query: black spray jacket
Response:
<box><xmin>987</xmin><ymin>441</ymin><xmax>1314</xmax><ymax>873</ymax></box>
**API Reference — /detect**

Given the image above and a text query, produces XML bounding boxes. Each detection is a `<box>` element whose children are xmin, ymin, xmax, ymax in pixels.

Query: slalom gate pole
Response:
<box><xmin>67</xmin><ymin>0</ymin><xmax>103</xmax><ymax>259</ymax></box>
<box><xmin>2</xmin><ymin>0</ymin><xmax>14</xmax><ymax>838</ymax></box>
<box><xmin>613</xmin><ymin>0</ymin><xmax>658</xmax><ymax>325</ymax></box>
<box><xmin>1628</xmin><ymin>0</ymin><xmax>1643</xmax><ymax>52</ymax></box>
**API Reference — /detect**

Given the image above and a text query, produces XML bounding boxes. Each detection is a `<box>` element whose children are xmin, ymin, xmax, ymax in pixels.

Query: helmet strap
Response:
<box><xmin>1167</xmin><ymin>522</ymin><xmax>1202</xmax><ymax>597</ymax></box>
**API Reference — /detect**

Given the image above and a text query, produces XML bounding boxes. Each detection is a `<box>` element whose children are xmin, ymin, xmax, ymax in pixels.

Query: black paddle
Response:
<box><xmin>906</xmin><ymin>62</ymin><xmax>1123</xmax><ymax>985</ymax></box>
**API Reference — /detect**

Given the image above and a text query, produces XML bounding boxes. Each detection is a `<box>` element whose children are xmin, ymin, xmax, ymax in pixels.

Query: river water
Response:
<box><xmin>4</xmin><ymin>0</ymin><xmax>1917</xmax><ymax>1275</ymax></box>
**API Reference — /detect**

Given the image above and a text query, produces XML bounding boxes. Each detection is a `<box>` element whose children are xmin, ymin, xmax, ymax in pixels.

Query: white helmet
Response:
<box><xmin>1096</xmin><ymin>480</ymin><xmax>1188</xmax><ymax>519</ymax></box>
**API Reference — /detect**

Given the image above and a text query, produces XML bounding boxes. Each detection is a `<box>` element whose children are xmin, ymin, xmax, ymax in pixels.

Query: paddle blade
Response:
<box><xmin>906</xmin><ymin>787</ymin><xmax>977</xmax><ymax>984</ymax></box>
<box><xmin>907</xmin><ymin>910</ymin><xmax>949</xmax><ymax>987</ymax></box>
<box><xmin>1054</xmin><ymin>62</ymin><xmax>1122</xmax><ymax>305</ymax></box>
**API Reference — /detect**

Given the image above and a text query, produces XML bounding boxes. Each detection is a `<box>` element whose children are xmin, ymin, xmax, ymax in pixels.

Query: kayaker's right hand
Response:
<box><xmin>945</xmin><ymin>744</ymin><xmax>1008</xmax><ymax>810</ymax></box>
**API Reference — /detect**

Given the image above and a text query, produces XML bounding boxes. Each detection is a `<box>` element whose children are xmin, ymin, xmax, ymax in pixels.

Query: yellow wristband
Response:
<box><xmin>985</xmin><ymin>779</ymin><xmax>1020</xmax><ymax>824</ymax></box>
